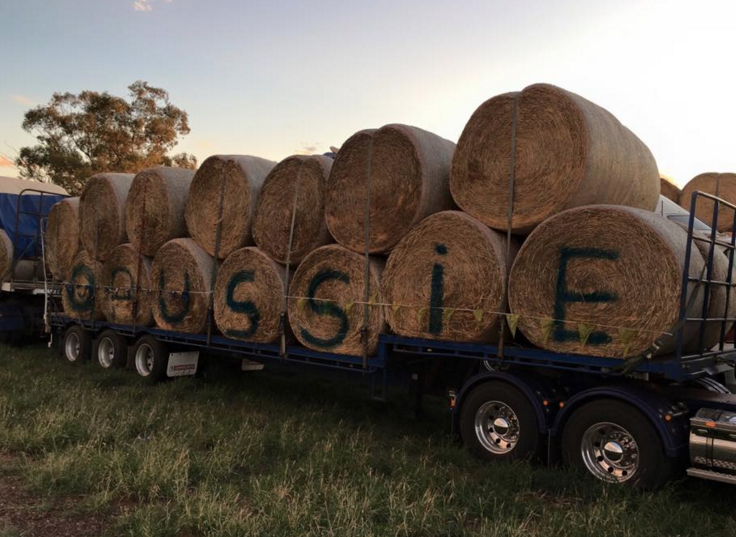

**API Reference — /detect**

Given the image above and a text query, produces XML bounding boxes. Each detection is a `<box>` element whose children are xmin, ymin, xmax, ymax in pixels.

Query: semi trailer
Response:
<box><xmin>6</xmin><ymin>187</ymin><xmax>736</xmax><ymax>489</ymax></box>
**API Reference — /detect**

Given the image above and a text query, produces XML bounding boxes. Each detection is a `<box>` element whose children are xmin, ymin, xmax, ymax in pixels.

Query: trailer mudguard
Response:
<box><xmin>452</xmin><ymin>370</ymin><xmax>561</xmax><ymax>436</ymax></box>
<box><xmin>551</xmin><ymin>383</ymin><xmax>689</xmax><ymax>458</ymax></box>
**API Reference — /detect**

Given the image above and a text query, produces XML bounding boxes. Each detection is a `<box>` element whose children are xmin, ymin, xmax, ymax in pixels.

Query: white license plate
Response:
<box><xmin>167</xmin><ymin>351</ymin><xmax>199</xmax><ymax>377</ymax></box>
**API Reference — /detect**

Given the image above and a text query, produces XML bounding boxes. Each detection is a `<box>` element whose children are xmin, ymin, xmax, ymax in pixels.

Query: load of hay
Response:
<box><xmin>78</xmin><ymin>173</ymin><xmax>135</xmax><ymax>261</ymax></box>
<box><xmin>125</xmin><ymin>167</ymin><xmax>196</xmax><ymax>256</ymax></box>
<box><xmin>101</xmin><ymin>243</ymin><xmax>153</xmax><ymax>326</ymax></box>
<box><xmin>63</xmin><ymin>250</ymin><xmax>104</xmax><ymax>320</ymax></box>
<box><xmin>660</xmin><ymin>176</ymin><xmax>681</xmax><ymax>204</ymax></box>
<box><xmin>46</xmin><ymin>197</ymin><xmax>80</xmax><ymax>281</ymax></box>
<box><xmin>150</xmin><ymin>238</ymin><xmax>216</xmax><ymax>333</ymax></box>
<box><xmin>508</xmin><ymin>205</ymin><xmax>705</xmax><ymax>358</ymax></box>
<box><xmin>382</xmin><ymin>211</ymin><xmax>513</xmax><ymax>342</ymax></box>
<box><xmin>325</xmin><ymin>124</ymin><xmax>456</xmax><ymax>254</ymax></box>
<box><xmin>288</xmin><ymin>244</ymin><xmax>385</xmax><ymax>355</ymax></box>
<box><xmin>680</xmin><ymin>172</ymin><xmax>736</xmax><ymax>231</ymax></box>
<box><xmin>214</xmin><ymin>247</ymin><xmax>285</xmax><ymax>343</ymax></box>
<box><xmin>0</xmin><ymin>229</ymin><xmax>12</xmax><ymax>281</ymax></box>
<box><xmin>450</xmin><ymin>83</ymin><xmax>660</xmax><ymax>234</ymax></box>
<box><xmin>252</xmin><ymin>155</ymin><xmax>333</xmax><ymax>264</ymax></box>
<box><xmin>185</xmin><ymin>155</ymin><xmax>276</xmax><ymax>259</ymax></box>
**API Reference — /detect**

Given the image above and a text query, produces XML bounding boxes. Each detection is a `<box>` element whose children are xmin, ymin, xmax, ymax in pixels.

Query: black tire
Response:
<box><xmin>131</xmin><ymin>335</ymin><xmax>169</xmax><ymax>383</ymax></box>
<box><xmin>460</xmin><ymin>381</ymin><xmax>542</xmax><ymax>461</ymax></box>
<box><xmin>561</xmin><ymin>399</ymin><xmax>674</xmax><ymax>489</ymax></box>
<box><xmin>63</xmin><ymin>325</ymin><xmax>92</xmax><ymax>364</ymax></box>
<box><xmin>93</xmin><ymin>330</ymin><xmax>128</xmax><ymax>370</ymax></box>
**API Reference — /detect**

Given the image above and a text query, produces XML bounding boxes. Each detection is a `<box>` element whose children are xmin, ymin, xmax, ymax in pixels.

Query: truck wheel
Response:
<box><xmin>63</xmin><ymin>326</ymin><xmax>91</xmax><ymax>363</ymax></box>
<box><xmin>132</xmin><ymin>335</ymin><xmax>169</xmax><ymax>383</ymax></box>
<box><xmin>561</xmin><ymin>399</ymin><xmax>673</xmax><ymax>489</ymax></box>
<box><xmin>94</xmin><ymin>330</ymin><xmax>128</xmax><ymax>369</ymax></box>
<box><xmin>460</xmin><ymin>382</ymin><xmax>541</xmax><ymax>461</ymax></box>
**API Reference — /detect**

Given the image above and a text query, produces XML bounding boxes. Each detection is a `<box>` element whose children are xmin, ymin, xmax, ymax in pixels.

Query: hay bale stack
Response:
<box><xmin>79</xmin><ymin>173</ymin><xmax>135</xmax><ymax>261</ymax></box>
<box><xmin>185</xmin><ymin>155</ymin><xmax>276</xmax><ymax>259</ymax></box>
<box><xmin>688</xmin><ymin>235</ymin><xmax>736</xmax><ymax>352</ymax></box>
<box><xmin>288</xmin><ymin>244</ymin><xmax>385</xmax><ymax>355</ymax></box>
<box><xmin>508</xmin><ymin>205</ymin><xmax>705</xmax><ymax>358</ymax></box>
<box><xmin>125</xmin><ymin>167</ymin><xmax>196</xmax><ymax>256</ymax></box>
<box><xmin>151</xmin><ymin>238</ymin><xmax>216</xmax><ymax>333</ymax></box>
<box><xmin>382</xmin><ymin>211</ymin><xmax>514</xmax><ymax>342</ymax></box>
<box><xmin>660</xmin><ymin>176</ymin><xmax>681</xmax><ymax>204</ymax></box>
<box><xmin>214</xmin><ymin>247</ymin><xmax>285</xmax><ymax>343</ymax></box>
<box><xmin>101</xmin><ymin>243</ymin><xmax>153</xmax><ymax>326</ymax></box>
<box><xmin>325</xmin><ymin>124</ymin><xmax>456</xmax><ymax>254</ymax></box>
<box><xmin>62</xmin><ymin>250</ymin><xmax>104</xmax><ymax>320</ymax></box>
<box><xmin>0</xmin><ymin>229</ymin><xmax>12</xmax><ymax>281</ymax></box>
<box><xmin>46</xmin><ymin>197</ymin><xmax>80</xmax><ymax>281</ymax></box>
<box><xmin>680</xmin><ymin>173</ymin><xmax>736</xmax><ymax>231</ymax></box>
<box><xmin>252</xmin><ymin>155</ymin><xmax>333</xmax><ymax>264</ymax></box>
<box><xmin>450</xmin><ymin>83</ymin><xmax>660</xmax><ymax>234</ymax></box>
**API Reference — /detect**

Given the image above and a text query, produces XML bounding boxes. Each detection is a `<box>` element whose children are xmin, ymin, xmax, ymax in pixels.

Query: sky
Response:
<box><xmin>1</xmin><ymin>0</ymin><xmax>735</xmax><ymax>187</ymax></box>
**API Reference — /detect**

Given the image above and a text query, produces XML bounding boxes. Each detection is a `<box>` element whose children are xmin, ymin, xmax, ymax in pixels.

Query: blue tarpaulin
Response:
<box><xmin>0</xmin><ymin>177</ymin><xmax>68</xmax><ymax>260</ymax></box>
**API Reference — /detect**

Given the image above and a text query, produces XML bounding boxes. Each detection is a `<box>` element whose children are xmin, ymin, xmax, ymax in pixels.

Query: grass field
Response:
<box><xmin>1</xmin><ymin>343</ymin><xmax>736</xmax><ymax>537</ymax></box>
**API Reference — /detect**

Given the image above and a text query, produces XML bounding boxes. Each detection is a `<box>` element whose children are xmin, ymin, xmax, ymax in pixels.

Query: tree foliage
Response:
<box><xmin>16</xmin><ymin>81</ymin><xmax>196</xmax><ymax>194</ymax></box>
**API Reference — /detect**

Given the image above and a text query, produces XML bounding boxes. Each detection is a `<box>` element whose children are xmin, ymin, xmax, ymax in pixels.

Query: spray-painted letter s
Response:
<box><xmin>301</xmin><ymin>269</ymin><xmax>349</xmax><ymax>348</ymax></box>
<box><xmin>224</xmin><ymin>270</ymin><xmax>260</xmax><ymax>339</ymax></box>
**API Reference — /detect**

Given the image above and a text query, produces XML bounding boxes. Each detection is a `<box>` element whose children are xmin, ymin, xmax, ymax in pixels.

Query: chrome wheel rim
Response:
<box><xmin>65</xmin><ymin>333</ymin><xmax>81</xmax><ymax>362</ymax></box>
<box><xmin>98</xmin><ymin>337</ymin><xmax>115</xmax><ymax>368</ymax></box>
<box><xmin>474</xmin><ymin>401</ymin><xmax>520</xmax><ymax>454</ymax></box>
<box><xmin>581</xmin><ymin>422</ymin><xmax>639</xmax><ymax>483</ymax></box>
<box><xmin>135</xmin><ymin>344</ymin><xmax>154</xmax><ymax>377</ymax></box>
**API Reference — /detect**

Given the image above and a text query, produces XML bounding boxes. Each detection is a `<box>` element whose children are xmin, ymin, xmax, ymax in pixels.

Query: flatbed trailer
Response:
<box><xmin>33</xmin><ymin>191</ymin><xmax>736</xmax><ymax>488</ymax></box>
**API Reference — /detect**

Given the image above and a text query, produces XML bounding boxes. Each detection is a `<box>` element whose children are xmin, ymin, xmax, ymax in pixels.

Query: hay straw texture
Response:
<box><xmin>151</xmin><ymin>238</ymin><xmax>216</xmax><ymax>333</ymax></box>
<box><xmin>125</xmin><ymin>167</ymin><xmax>196</xmax><ymax>256</ymax></box>
<box><xmin>660</xmin><ymin>176</ymin><xmax>681</xmax><ymax>204</ymax></box>
<box><xmin>0</xmin><ymin>229</ymin><xmax>12</xmax><ymax>281</ymax></box>
<box><xmin>101</xmin><ymin>243</ymin><xmax>153</xmax><ymax>326</ymax></box>
<box><xmin>288</xmin><ymin>244</ymin><xmax>385</xmax><ymax>355</ymax></box>
<box><xmin>185</xmin><ymin>155</ymin><xmax>276</xmax><ymax>259</ymax></box>
<box><xmin>680</xmin><ymin>173</ymin><xmax>736</xmax><ymax>232</ymax></box>
<box><xmin>214</xmin><ymin>247</ymin><xmax>286</xmax><ymax>343</ymax></box>
<box><xmin>325</xmin><ymin>124</ymin><xmax>456</xmax><ymax>254</ymax></box>
<box><xmin>382</xmin><ymin>211</ymin><xmax>514</xmax><ymax>342</ymax></box>
<box><xmin>79</xmin><ymin>173</ymin><xmax>135</xmax><ymax>261</ymax></box>
<box><xmin>63</xmin><ymin>250</ymin><xmax>104</xmax><ymax>320</ymax></box>
<box><xmin>508</xmin><ymin>205</ymin><xmax>705</xmax><ymax>358</ymax></box>
<box><xmin>450</xmin><ymin>84</ymin><xmax>660</xmax><ymax>234</ymax></box>
<box><xmin>252</xmin><ymin>155</ymin><xmax>334</xmax><ymax>264</ymax></box>
<box><xmin>46</xmin><ymin>197</ymin><xmax>80</xmax><ymax>281</ymax></box>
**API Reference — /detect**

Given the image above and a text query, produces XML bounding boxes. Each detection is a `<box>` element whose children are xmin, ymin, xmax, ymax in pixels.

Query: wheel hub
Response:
<box><xmin>475</xmin><ymin>401</ymin><xmax>520</xmax><ymax>454</ymax></box>
<box><xmin>65</xmin><ymin>333</ymin><xmax>80</xmax><ymax>361</ymax></box>
<box><xmin>581</xmin><ymin>422</ymin><xmax>639</xmax><ymax>482</ymax></box>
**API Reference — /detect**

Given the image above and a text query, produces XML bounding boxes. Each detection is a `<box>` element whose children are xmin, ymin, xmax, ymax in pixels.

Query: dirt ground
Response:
<box><xmin>0</xmin><ymin>454</ymin><xmax>110</xmax><ymax>537</ymax></box>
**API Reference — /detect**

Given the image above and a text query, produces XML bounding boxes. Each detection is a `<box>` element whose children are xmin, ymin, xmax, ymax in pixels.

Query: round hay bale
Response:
<box><xmin>680</xmin><ymin>172</ymin><xmax>736</xmax><ymax>232</ymax></box>
<box><xmin>63</xmin><ymin>250</ymin><xmax>104</xmax><ymax>320</ymax></box>
<box><xmin>325</xmin><ymin>124</ymin><xmax>456</xmax><ymax>254</ymax></box>
<box><xmin>252</xmin><ymin>155</ymin><xmax>333</xmax><ymax>264</ymax></box>
<box><xmin>79</xmin><ymin>173</ymin><xmax>135</xmax><ymax>261</ymax></box>
<box><xmin>185</xmin><ymin>155</ymin><xmax>277</xmax><ymax>259</ymax></box>
<box><xmin>288</xmin><ymin>244</ymin><xmax>385</xmax><ymax>355</ymax></box>
<box><xmin>150</xmin><ymin>238</ymin><xmax>216</xmax><ymax>333</ymax></box>
<box><xmin>125</xmin><ymin>167</ymin><xmax>196</xmax><ymax>256</ymax></box>
<box><xmin>46</xmin><ymin>197</ymin><xmax>80</xmax><ymax>281</ymax></box>
<box><xmin>382</xmin><ymin>211</ymin><xmax>515</xmax><ymax>342</ymax></box>
<box><xmin>0</xmin><ymin>229</ymin><xmax>12</xmax><ymax>281</ymax></box>
<box><xmin>660</xmin><ymin>175</ymin><xmax>681</xmax><ymax>204</ymax></box>
<box><xmin>508</xmin><ymin>205</ymin><xmax>705</xmax><ymax>358</ymax></box>
<box><xmin>214</xmin><ymin>247</ymin><xmax>285</xmax><ymax>343</ymax></box>
<box><xmin>450</xmin><ymin>84</ymin><xmax>660</xmax><ymax>234</ymax></box>
<box><xmin>101</xmin><ymin>243</ymin><xmax>153</xmax><ymax>326</ymax></box>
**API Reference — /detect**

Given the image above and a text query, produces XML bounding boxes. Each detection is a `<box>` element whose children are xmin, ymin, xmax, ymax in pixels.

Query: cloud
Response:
<box><xmin>0</xmin><ymin>155</ymin><xmax>14</xmax><ymax>168</ymax></box>
<box><xmin>295</xmin><ymin>142</ymin><xmax>322</xmax><ymax>155</ymax></box>
<box><xmin>133</xmin><ymin>0</ymin><xmax>172</xmax><ymax>10</ymax></box>
<box><xmin>10</xmin><ymin>95</ymin><xmax>34</xmax><ymax>106</ymax></box>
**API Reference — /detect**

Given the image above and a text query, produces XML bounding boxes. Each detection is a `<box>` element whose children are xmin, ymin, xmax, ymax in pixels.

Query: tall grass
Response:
<box><xmin>0</xmin><ymin>343</ymin><xmax>735</xmax><ymax>536</ymax></box>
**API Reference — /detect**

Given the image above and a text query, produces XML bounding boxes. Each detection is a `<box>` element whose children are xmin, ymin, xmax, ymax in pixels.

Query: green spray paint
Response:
<box><xmin>158</xmin><ymin>272</ymin><xmax>192</xmax><ymax>325</ymax></box>
<box><xmin>429</xmin><ymin>243</ymin><xmax>448</xmax><ymax>334</ymax></box>
<box><xmin>66</xmin><ymin>264</ymin><xmax>96</xmax><ymax>313</ymax></box>
<box><xmin>224</xmin><ymin>270</ymin><xmax>261</xmax><ymax>339</ymax></box>
<box><xmin>301</xmin><ymin>269</ymin><xmax>349</xmax><ymax>349</ymax></box>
